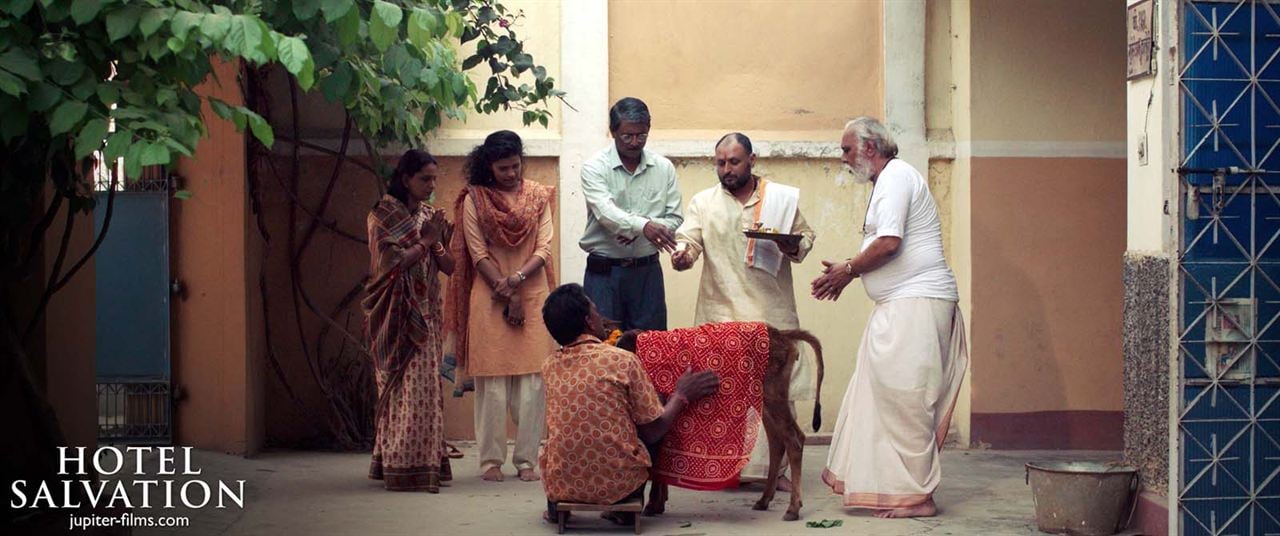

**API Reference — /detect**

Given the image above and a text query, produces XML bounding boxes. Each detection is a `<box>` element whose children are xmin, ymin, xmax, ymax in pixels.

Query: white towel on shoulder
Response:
<box><xmin>746</xmin><ymin>181</ymin><xmax>799</xmax><ymax>276</ymax></box>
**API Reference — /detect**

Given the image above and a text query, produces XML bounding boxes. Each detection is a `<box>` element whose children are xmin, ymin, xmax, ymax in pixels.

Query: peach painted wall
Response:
<box><xmin>170</xmin><ymin>58</ymin><xmax>261</xmax><ymax>455</ymax></box>
<box><xmin>962</xmin><ymin>0</ymin><xmax>1128</xmax><ymax>434</ymax></box>
<box><xmin>970</xmin><ymin>157</ymin><xmax>1126</xmax><ymax>414</ymax></box>
<box><xmin>609</xmin><ymin>0</ymin><xmax>883</xmax><ymax>136</ymax></box>
<box><xmin>970</xmin><ymin>0</ymin><xmax>1126</xmax><ymax>143</ymax></box>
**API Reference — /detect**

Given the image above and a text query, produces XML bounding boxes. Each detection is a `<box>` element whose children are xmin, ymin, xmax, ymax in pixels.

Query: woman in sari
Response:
<box><xmin>364</xmin><ymin>149</ymin><xmax>455</xmax><ymax>492</ymax></box>
<box><xmin>445</xmin><ymin>130</ymin><xmax>557</xmax><ymax>482</ymax></box>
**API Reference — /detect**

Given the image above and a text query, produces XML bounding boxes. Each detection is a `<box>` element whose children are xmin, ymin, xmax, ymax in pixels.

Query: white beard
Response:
<box><xmin>835</xmin><ymin>160</ymin><xmax>874</xmax><ymax>186</ymax></box>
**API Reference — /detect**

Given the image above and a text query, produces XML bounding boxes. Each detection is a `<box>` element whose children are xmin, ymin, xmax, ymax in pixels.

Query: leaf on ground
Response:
<box><xmin>679</xmin><ymin>521</ymin><xmax>692</xmax><ymax>528</ymax></box>
<box><xmin>805</xmin><ymin>519</ymin><xmax>843</xmax><ymax>529</ymax></box>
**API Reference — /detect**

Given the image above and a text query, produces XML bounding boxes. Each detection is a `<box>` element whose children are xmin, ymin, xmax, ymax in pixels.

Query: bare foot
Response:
<box><xmin>482</xmin><ymin>467</ymin><xmax>504</xmax><ymax>482</ymax></box>
<box><xmin>873</xmin><ymin>499</ymin><xmax>937</xmax><ymax>518</ymax></box>
<box><xmin>518</xmin><ymin>468</ymin><xmax>541</xmax><ymax>482</ymax></box>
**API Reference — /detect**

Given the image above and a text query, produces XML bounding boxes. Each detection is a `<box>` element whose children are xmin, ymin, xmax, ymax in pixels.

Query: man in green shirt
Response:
<box><xmin>578</xmin><ymin>97</ymin><xmax>683</xmax><ymax>330</ymax></box>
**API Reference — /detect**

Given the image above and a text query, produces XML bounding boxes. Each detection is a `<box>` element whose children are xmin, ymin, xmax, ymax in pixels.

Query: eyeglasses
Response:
<box><xmin>617</xmin><ymin>132</ymin><xmax>649</xmax><ymax>143</ymax></box>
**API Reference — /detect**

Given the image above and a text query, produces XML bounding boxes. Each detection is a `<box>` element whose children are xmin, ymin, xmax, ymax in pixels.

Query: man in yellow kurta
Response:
<box><xmin>671</xmin><ymin>132</ymin><xmax>817</xmax><ymax>488</ymax></box>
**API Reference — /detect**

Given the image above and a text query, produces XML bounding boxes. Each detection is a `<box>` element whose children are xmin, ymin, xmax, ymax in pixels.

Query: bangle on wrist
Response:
<box><xmin>429</xmin><ymin>243</ymin><xmax>446</xmax><ymax>256</ymax></box>
<box><xmin>844</xmin><ymin>260</ymin><xmax>855</xmax><ymax>276</ymax></box>
<box><xmin>515</xmin><ymin>270</ymin><xmax>527</xmax><ymax>282</ymax></box>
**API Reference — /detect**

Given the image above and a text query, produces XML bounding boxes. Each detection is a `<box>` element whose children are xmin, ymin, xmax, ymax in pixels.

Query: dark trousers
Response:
<box><xmin>583</xmin><ymin>257</ymin><xmax>667</xmax><ymax>331</ymax></box>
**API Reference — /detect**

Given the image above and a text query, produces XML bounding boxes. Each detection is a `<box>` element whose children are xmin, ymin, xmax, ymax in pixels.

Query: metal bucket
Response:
<box><xmin>1025</xmin><ymin>461</ymin><xmax>1139</xmax><ymax>535</ymax></box>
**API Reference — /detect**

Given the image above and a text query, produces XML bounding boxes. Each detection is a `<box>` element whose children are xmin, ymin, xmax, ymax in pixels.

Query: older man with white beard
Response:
<box><xmin>810</xmin><ymin>117</ymin><xmax>969</xmax><ymax>518</ymax></box>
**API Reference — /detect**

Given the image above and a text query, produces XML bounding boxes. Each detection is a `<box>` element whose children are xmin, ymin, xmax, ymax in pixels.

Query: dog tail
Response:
<box><xmin>778</xmin><ymin>328</ymin><xmax>824</xmax><ymax>432</ymax></box>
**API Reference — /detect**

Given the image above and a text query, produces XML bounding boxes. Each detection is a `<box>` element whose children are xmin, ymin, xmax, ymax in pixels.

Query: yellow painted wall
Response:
<box><xmin>926</xmin><ymin>0</ymin><xmax>954</xmax><ymax>132</ymax></box>
<box><xmin>970</xmin><ymin>0</ymin><xmax>1126</xmax><ymax>142</ymax></box>
<box><xmin>609</xmin><ymin>0</ymin><xmax>883</xmax><ymax>135</ymax></box>
<box><xmin>660</xmin><ymin>156</ymin><xmax>954</xmax><ymax>434</ymax></box>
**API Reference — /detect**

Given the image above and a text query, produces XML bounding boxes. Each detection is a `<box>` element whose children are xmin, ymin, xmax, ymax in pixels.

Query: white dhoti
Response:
<box><xmin>822</xmin><ymin>297</ymin><xmax>968</xmax><ymax>508</ymax></box>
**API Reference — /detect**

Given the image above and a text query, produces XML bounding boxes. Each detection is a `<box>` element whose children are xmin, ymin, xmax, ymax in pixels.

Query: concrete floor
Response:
<box><xmin>117</xmin><ymin>445</ymin><xmax>1130</xmax><ymax>536</ymax></box>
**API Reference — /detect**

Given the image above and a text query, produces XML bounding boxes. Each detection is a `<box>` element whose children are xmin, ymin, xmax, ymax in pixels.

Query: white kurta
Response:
<box><xmin>674</xmin><ymin>178</ymin><xmax>818</xmax><ymax>479</ymax></box>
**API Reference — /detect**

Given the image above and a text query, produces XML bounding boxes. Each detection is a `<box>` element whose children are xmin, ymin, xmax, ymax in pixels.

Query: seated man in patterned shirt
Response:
<box><xmin>539</xmin><ymin>283</ymin><xmax>719</xmax><ymax>524</ymax></box>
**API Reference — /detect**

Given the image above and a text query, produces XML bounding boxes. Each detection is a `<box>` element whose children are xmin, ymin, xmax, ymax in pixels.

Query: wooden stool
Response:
<box><xmin>555</xmin><ymin>498</ymin><xmax>644</xmax><ymax>534</ymax></box>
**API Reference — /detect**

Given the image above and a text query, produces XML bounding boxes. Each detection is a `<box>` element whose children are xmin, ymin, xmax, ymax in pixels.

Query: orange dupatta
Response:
<box><xmin>443</xmin><ymin>180</ymin><xmax>556</xmax><ymax>374</ymax></box>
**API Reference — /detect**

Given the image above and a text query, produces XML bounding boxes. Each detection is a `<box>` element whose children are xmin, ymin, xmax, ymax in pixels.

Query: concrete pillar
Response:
<box><xmin>557</xmin><ymin>0</ymin><xmax>610</xmax><ymax>285</ymax></box>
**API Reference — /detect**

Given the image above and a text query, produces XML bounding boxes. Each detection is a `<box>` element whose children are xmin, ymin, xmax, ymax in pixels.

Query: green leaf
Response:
<box><xmin>445</xmin><ymin>11</ymin><xmax>464</xmax><ymax>39</ymax></box>
<box><xmin>124</xmin><ymin>141</ymin><xmax>143</xmax><ymax>180</ymax></box>
<box><xmin>373</xmin><ymin>1</ymin><xmax>403</xmax><ymax>29</ymax></box>
<box><xmin>276</xmin><ymin>36</ymin><xmax>313</xmax><ymax>81</ymax></box>
<box><xmin>225</xmin><ymin>15</ymin><xmax>268</xmax><ymax>63</ymax></box>
<box><xmin>104</xmin><ymin>129</ymin><xmax>132</xmax><ymax>163</ymax></box>
<box><xmin>805</xmin><ymin>519</ymin><xmax>844</xmax><ymax>529</ymax></box>
<box><xmin>461</xmin><ymin>55</ymin><xmax>482</xmax><ymax>70</ymax></box>
<box><xmin>320</xmin><ymin>62</ymin><xmax>352</xmax><ymax>102</ymax></box>
<box><xmin>49</xmin><ymin>100</ymin><xmax>88</xmax><ymax>136</ymax></box>
<box><xmin>512</xmin><ymin>53</ymin><xmax>534</xmax><ymax>73</ymax></box>
<box><xmin>140</xmin><ymin>9</ymin><xmax>169</xmax><ymax>38</ymax></box>
<box><xmin>138</xmin><ymin>141</ymin><xmax>170</xmax><ymax>166</ymax></box>
<box><xmin>451</xmin><ymin>73</ymin><xmax>466</xmax><ymax>102</ymax></box>
<box><xmin>74</xmin><ymin>118</ymin><xmax>109</xmax><ymax>159</ymax></box>
<box><xmin>95</xmin><ymin>84</ymin><xmax>119</xmax><ymax>106</ymax></box>
<box><xmin>370</xmin><ymin>1</ymin><xmax>402</xmax><ymax>52</ymax></box>
<box><xmin>335</xmin><ymin>7</ymin><xmax>360</xmax><ymax>47</ymax></box>
<box><xmin>293</xmin><ymin>0</ymin><xmax>321</xmax><ymax>21</ymax></box>
<box><xmin>0</xmin><ymin>49</ymin><xmax>42</xmax><ymax>81</ymax></box>
<box><xmin>3</xmin><ymin>0</ymin><xmax>34</xmax><ymax>17</ymax></box>
<box><xmin>201</xmin><ymin>12</ymin><xmax>232</xmax><ymax>43</ymax></box>
<box><xmin>0</xmin><ymin>70</ymin><xmax>27</xmax><ymax>96</ymax></box>
<box><xmin>29</xmin><ymin>83</ymin><xmax>62</xmax><ymax>112</ymax></box>
<box><xmin>320</xmin><ymin>0</ymin><xmax>353</xmax><ymax>23</ymax></box>
<box><xmin>408</xmin><ymin>9</ymin><xmax>441</xmax><ymax>49</ymax></box>
<box><xmin>106</xmin><ymin>6</ymin><xmax>142</xmax><ymax>42</ymax></box>
<box><xmin>47</xmin><ymin>60</ymin><xmax>86</xmax><ymax>85</ymax></box>
<box><xmin>171</xmin><ymin>11</ymin><xmax>200</xmax><ymax>40</ymax></box>
<box><xmin>245</xmin><ymin>110</ymin><xmax>274</xmax><ymax>148</ymax></box>
<box><xmin>173</xmin><ymin>189</ymin><xmax>193</xmax><ymax>200</ymax></box>
<box><xmin>69</xmin><ymin>75</ymin><xmax>96</xmax><ymax>100</ymax></box>
<box><xmin>70</xmin><ymin>0</ymin><xmax>103</xmax><ymax>26</ymax></box>
<box><xmin>208</xmin><ymin>97</ymin><xmax>234</xmax><ymax>120</ymax></box>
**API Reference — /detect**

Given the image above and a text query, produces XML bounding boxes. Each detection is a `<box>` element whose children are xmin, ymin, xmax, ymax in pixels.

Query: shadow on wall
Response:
<box><xmin>969</xmin><ymin>214</ymin><xmax>1067</xmax><ymax>449</ymax></box>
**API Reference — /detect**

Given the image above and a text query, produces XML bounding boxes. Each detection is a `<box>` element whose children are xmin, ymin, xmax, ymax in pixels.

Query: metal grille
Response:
<box><xmin>96</xmin><ymin>381</ymin><xmax>171</xmax><ymax>444</ymax></box>
<box><xmin>1179</xmin><ymin>2</ymin><xmax>1280</xmax><ymax>534</ymax></box>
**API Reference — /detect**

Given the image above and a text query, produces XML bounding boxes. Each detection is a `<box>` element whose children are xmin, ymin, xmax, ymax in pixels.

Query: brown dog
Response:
<box><xmin>617</xmin><ymin>325</ymin><xmax>824</xmax><ymax>521</ymax></box>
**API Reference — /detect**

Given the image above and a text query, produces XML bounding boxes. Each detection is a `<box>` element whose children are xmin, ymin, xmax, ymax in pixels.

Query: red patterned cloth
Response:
<box><xmin>635</xmin><ymin>322</ymin><xmax>770</xmax><ymax>490</ymax></box>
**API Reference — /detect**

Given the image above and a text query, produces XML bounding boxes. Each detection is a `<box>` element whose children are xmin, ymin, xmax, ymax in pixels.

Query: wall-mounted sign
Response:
<box><xmin>1128</xmin><ymin>0</ymin><xmax>1155</xmax><ymax>80</ymax></box>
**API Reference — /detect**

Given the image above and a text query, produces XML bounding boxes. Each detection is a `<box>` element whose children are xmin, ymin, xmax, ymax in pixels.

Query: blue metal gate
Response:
<box><xmin>93</xmin><ymin>176</ymin><xmax>171</xmax><ymax>444</ymax></box>
<box><xmin>1180</xmin><ymin>1</ymin><xmax>1280</xmax><ymax>533</ymax></box>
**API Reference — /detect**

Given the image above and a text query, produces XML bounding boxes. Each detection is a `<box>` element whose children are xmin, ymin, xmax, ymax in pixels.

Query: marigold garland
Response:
<box><xmin>603</xmin><ymin>329</ymin><xmax>622</xmax><ymax>346</ymax></box>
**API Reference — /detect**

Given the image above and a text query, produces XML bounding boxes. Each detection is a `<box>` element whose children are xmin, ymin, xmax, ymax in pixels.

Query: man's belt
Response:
<box><xmin>586</xmin><ymin>254</ymin><xmax>659</xmax><ymax>273</ymax></box>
